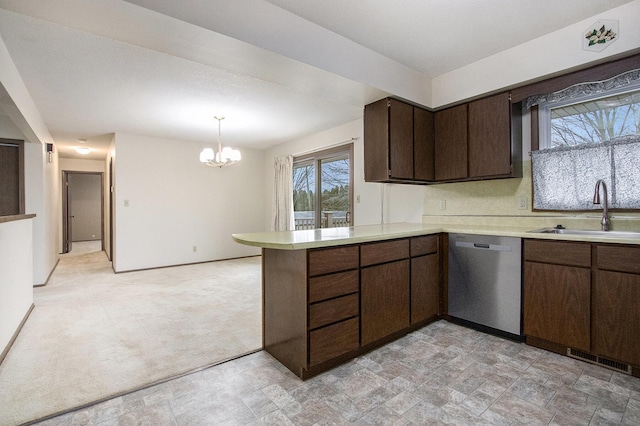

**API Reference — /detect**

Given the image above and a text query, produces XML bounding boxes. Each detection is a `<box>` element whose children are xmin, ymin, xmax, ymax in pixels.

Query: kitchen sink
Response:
<box><xmin>529</xmin><ymin>228</ymin><xmax>640</xmax><ymax>239</ymax></box>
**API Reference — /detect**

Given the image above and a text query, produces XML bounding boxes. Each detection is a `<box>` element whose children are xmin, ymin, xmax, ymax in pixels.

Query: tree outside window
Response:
<box><xmin>550</xmin><ymin>89</ymin><xmax>640</xmax><ymax>147</ymax></box>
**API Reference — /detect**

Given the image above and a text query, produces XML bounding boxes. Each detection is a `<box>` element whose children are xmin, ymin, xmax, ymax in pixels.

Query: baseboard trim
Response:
<box><xmin>34</xmin><ymin>258</ymin><xmax>60</xmax><ymax>288</ymax></box>
<box><xmin>113</xmin><ymin>254</ymin><xmax>261</xmax><ymax>274</ymax></box>
<box><xmin>0</xmin><ymin>303</ymin><xmax>35</xmax><ymax>366</ymax></box>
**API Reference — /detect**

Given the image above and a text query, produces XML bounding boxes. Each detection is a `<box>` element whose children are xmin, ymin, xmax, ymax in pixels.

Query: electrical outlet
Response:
<box><xmin>439</xmin><ymin>200</ymin><xmax>446</xmax><ymax>210</ymax></box>
<box><xmin>124</xmin><ymin>199</ymin><xmax>129</xmax><ymax>207</ymax></box>
<box><xmin>517</xmin><ymin>196</ymin><xmax>528</xmax><ymax>210</ymax></box>
<box><xmin>193</xmin><ymin>246</ymin><xmax>197</xmax><ymax>252</ymax></box>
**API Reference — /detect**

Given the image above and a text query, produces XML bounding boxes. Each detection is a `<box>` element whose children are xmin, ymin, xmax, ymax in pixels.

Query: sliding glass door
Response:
<box><xmin>293</xmin><ymin>144</ymin><xmax>353</xmax><ymax>230</ymax></box>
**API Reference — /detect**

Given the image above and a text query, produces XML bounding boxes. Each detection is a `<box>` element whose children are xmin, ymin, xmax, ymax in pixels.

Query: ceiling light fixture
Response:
<box><xmin>199</xmin><ymin>116</ymin><xmax>241</xmax><ymax>168</ymax></box>
<box><xmin>75</xmin><ymin>146</ymin><xmax>91</xmax><ymax>155</ymax></box>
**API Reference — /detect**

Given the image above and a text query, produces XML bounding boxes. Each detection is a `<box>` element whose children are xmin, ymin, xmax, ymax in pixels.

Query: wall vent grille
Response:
<box><xmin>567</xmin><ymin>348</ymin><xmax>632</xmax><ymax>375</ymax></box>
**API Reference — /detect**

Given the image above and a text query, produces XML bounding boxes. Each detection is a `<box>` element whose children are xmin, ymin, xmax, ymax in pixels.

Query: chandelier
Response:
<box><xmin>199</xmin><ymin>116</ymin><xmax>241</xmax><ymax>168</ymax></box>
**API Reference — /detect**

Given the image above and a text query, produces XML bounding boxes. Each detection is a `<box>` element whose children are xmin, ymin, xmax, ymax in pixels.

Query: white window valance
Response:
<box><xmin>532</xmin><ymin>135</ymin><xmax>640</xmax><ymax>210</ymax></box>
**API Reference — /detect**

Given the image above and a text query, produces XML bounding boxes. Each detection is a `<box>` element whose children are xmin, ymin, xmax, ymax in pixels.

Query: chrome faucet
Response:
<box><xmin>593</xmin><ymin>179</ymin><xmax>611</xmax><ymax>231</ymax></box>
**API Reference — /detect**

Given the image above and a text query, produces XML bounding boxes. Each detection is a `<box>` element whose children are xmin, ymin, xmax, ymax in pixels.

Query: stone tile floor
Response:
<box><xmin>35</xmin><ymin>321</ymin><xmax>640</xmax><ymax>425</ymax></box>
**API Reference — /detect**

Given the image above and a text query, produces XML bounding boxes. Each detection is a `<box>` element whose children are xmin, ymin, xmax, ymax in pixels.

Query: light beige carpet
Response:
<box><xmin>0</xmin><ymin>245</ymin><xmax>262</xmax><ymax>426</ymax></box>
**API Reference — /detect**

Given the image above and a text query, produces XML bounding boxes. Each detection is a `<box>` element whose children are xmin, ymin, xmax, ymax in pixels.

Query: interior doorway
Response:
<box><xmin>62</xmin><ymin>171</ymin><xmax>104</xmax><ymax>254</ymax></box>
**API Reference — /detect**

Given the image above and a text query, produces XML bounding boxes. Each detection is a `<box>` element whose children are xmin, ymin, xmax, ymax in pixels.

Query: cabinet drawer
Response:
<box><xmin>309</xmin><ymin>293</ymin><xmax>359</xmax><ymax>330</ymax></box>
<box><xmin>596</xmin><ymin>245</ymin><xmax>640</xmax><ymax>274</ymax></box>
<box><xmin>361</xmin><ymin>239</ymin><xmax>409</xmax><ymax>267</ymax></box>
<box><xmin>525</xmin><ymin>239</ymin><xmax>591</xmax><ymax>267</ymax></box>
<box><xmin>308</xmin><ymin>246</ymin><xmax>359</xmax><ymax>276</ymax></box>
<box><xmin>309</xmin><ymin>270</ymin><xmax>359</xmax><ymax>303</ymax></box>
<box><xmin>309</xmin><ymin>317</ymin><xmax>359</xmax><ymax>366</ymax></box>
<box><xmin>410</xmin><ymin>235</ymin><xmax>438</xmax><ymax>257</ymax></box>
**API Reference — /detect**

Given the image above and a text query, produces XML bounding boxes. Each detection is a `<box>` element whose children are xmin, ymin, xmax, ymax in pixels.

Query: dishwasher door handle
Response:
<box><xmin>455</xmin><ymin>241</ymin><xmax>513</xmax><ymax>252</ymax></box>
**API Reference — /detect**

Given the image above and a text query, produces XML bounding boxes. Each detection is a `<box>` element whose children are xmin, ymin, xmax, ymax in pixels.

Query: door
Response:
<box><xmin>593</xmin><ymin>270</ymin><xmax>640</xmax><ymax>365</ymax></box>
<box><xmin>389</xmin><ymin>99</ymin><xmax>413</xmax><ymax>180</ymax></box>
<box><xmin>62</xmin><ymin>171</ymin><xmax>104</xmax><ymax>253</ymax></box>
<box><xmin>523</xmin><ymin>262</ymin><xmax>591</xmax><ymax>350</ymax></box>
<box><xmin>411</xmin><ymin>253</ymin><xmax>440</xmax><ymax>324</ymax></box>
<box><xmin>468</xmin><ymin>92</ymin><xmax>512</xmax><ymax>178</ymax></box>
<box><xmin>361</xmin><ymin>260</ymin><xmax>410</xmax><ymax>346</ymax></box>
<box><xmin>109</xmin><ymin>158</ymin><xmax>114</xmax><ymax>261</ymax></box>
<box><xmin>62</xmin><ymin>171</ymin><xmax>72</xmax><ymax>253</ymax></box>
<box><xmin>434</xmin><ymin>104</ymin><xmax>468</xmax><ymax>181</ymax></box>
<box><xmin>293</xmin><ymin>144</ymin><xmax>353</xmax><ymax>230</ymax></box>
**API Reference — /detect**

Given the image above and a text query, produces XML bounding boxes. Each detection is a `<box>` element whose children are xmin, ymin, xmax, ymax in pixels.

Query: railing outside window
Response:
<box><xmin>294</xmin><ymin>211</ymin><xmax>349</xmax><ymax>230</ymax></box>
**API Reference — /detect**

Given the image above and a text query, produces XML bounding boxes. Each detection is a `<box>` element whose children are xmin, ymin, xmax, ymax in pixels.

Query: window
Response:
<box><xmin>293</xmin><ymin>144</ymin><xmax>353</xmax><ymax>230</ymax></box>
<box><xmin>0</xmin><ymin>139</ymin><xmax>25</xmax><ymax>216</ymax></box>
<box><xmin>532</xmin><ymin>84</ymin><xmax>640</xmax><ymax>211</ymax></box>
<box><xmin>540</xmin><ymin>86</ymin><xmax>640</xmax><ymax>149</ymax></box>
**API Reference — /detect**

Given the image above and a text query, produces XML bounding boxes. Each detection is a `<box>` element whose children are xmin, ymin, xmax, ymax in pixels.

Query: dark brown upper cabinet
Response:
<box><xmin>413</xmin><ymin>107</ymin><xmax>435</xmax><ymax>181</ymax></box>
<box><xmin>364</xmin><ymin>92</ymin><xmax>521</xmax><ymax>185</ymax></box>
<box><xmin>434</xmin><ymin>104</ymin><xmax>468</xmax><ymax>181</ymax></box>
<box><xmin>434</xmin><ymin>92</ymin><xmax>522</xmax><ymax>183</ymax></box>
<box><xmin>364</xmin><ymin>98</ymin><xmax>434</xmax><ymax>183</ymax></box>
<box><xmin>469</xmin><ymin>92</ymin><xmax>520</xmax><ymax>178</ymax></box>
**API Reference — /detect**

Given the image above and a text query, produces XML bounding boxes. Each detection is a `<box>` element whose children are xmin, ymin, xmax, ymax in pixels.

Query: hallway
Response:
<box><xmin>0</xmin><ymin>244</ymin><xmax>262</xmax><ymax>425</ymax></box>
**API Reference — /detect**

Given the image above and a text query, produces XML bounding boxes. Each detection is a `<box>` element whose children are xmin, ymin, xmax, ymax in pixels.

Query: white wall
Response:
<box><xmin>263</xmin><ymin>118</ymin><xmax>424</xmax><ymax>230</ymax></box>
<box><xmin>432</xmin><ymin>1</ymin><xmax>640</xmax><ymax>107</ymax></box>
<box><xmin>0</xmin><ymin>114</ymin><xmax>24</xmax><ymax>139</ymax></box>
<box><xmin>0</xmin><ymin>218</ymin><xmax>33</xmax><ymax>358</ymax></box>
<box><xmin>22</xmin><ymin>134</ymin><xmax>59</xmax><ymax>285</ymax></box>
<box><xmin>1</xmin><ymin>33</ymin><xmax>59</xmax><ymax>286</ymax></box>
<box><xmin>59</xmin><ymin>158</ymin><xmax>106</xmax><ymax>172</ymax></box>
<box><xmin>113</xmin><ymin>132</ymin><xmax>263</xmax><ymax>272</ymax></box>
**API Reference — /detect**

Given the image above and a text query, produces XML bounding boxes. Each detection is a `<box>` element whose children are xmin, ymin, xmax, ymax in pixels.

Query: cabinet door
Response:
<box><xmin>361</xmin><ymin>260</ymin><xmax>410</xmax><ymax>346</ymax></box>
<box><xmin>434</xmin><ymin>104</ymin><xmax>468</xmax><ymax>181</ymax></box>
<box><xmin>414</xmin><ymin>107</ymin><xmax>434</xmax><ymax>181</ymax></box>
<box><xmin>389</xmin><ymin>99</ymin><xmax>414</xmax><ymax>180</ymax></box>
<box><xmin>468</xmin><ymin>92</ymin><xmax>512</xmax><ymax>178</ymax></box>
<box><xmin>593</xmin><ymin>270</ymin><xmax>640</xmax><ymax>366</ymax></box>
<box><xmin>411</xmin><ymin>253</ymin><xmax>440</xmax><ymax>324</ymax></box>
<box><xmin>524</xmin><ymin>262</ymin><xmax>590</xmax><ymax>351</ymax></box>
<box><xmin>364</xmin><ymin>98</ymin><xmax>390</xmax><ymax>182</ymax></box>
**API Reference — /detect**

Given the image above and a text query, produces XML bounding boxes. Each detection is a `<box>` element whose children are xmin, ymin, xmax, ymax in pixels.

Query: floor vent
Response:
<box><xmin>567</xmin><ymin>348</ymin><xmax>632</xmax><ymax>375</ymax></box>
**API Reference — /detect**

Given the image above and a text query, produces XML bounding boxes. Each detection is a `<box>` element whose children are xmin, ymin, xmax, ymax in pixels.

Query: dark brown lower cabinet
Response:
<box><xmin>524</xmin><ymin>240</ymin><xmax>640</xmax><ymax>377</ymax></box>
<box><xmin>523</xmin><ymin>262</ymin><xmax>591</xmax><ymax>351</ymax></box>
<box><xmin>263</xmin><ymin>234</ymin><xmax>443</xmax><ymax>379</ymax></box>
<box><xmin>593</xmin><ymin>270</ymin><xmax>640</xmax><ymax>367</ymax></box>
<box><xmin>411</xmin><ymin>253</ymin><xmax>440</xmax><ymax>324</ymax></box>
<box><xmin>309</xmin><ymin>317</ymin><xmax>359</xmax><ymax>366</ymax></box>
<box><xmin>361</xmin><ymin>259</ymin><xmax>410</xmax><ymax>346</ymax></box>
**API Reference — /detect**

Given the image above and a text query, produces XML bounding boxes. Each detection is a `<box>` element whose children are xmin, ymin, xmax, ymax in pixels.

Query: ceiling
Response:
<box><xmin>0</xmin><ymin>0</ymin><xmax>633</xmax><ymax>160</ymax></box>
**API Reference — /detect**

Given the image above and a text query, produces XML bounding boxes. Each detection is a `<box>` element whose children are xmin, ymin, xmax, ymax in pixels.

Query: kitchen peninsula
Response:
<box><xmin>234</xmin><ymin>221</ymin><xmax>640</xmax><ymax>380</ymax></box>
<box><xmin>233</xmin><ymin>223</ymin><xmax>446</xmax><ymax>379</ymax></box>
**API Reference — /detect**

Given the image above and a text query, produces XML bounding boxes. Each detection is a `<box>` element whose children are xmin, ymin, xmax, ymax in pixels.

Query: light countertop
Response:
<box><xmin>232</xmin><ymin>222</ymin><xmax>640</xmax><ymax>250</ymax></box>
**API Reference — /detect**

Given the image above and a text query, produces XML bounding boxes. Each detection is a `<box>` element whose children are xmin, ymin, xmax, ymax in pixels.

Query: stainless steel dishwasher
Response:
<box><xmin>448</xmin><ymin>233</ymin><xmax>522</xmax><ymax>339</ymax></box>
